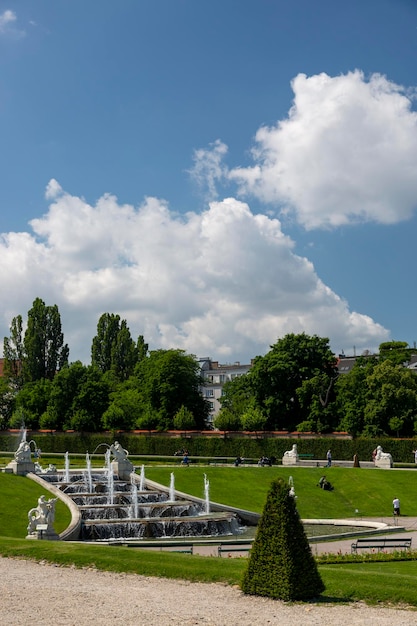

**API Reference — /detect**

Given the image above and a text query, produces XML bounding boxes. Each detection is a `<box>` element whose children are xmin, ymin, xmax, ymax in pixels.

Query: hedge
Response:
<box><xmin>1</xmin><ymin>432</ymin><xmax>416</xmax><ymax>463</ymax></box>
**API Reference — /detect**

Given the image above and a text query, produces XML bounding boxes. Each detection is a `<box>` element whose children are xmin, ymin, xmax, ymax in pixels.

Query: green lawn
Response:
<box><xmin>145</xmin><ymin>465</ymin><xmax>417</xmax><ymax>519</ymax></box>
<box><xmin>2</xmin><ymin>464</ymin><xmax>417</xmax><ymax>607</ymax></box>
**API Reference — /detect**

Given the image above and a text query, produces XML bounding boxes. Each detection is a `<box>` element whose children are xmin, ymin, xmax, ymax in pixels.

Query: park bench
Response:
<box><xmin>217</xmin><ymin>544</ymin><xmax>251</xmax><ymax>557</ymax></box>
<box><xmin>351</xmin><ymin>537</ymin><xmax>412</xmax><ymax>554</ymax></box>
<box><xmin>298</xmin><ymin>454</ymin><xmax>314</xmax><ymax>459</ymax></box>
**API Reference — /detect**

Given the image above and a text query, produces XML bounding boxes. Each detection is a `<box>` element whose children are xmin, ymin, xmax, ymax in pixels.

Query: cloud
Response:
<box><xmin>228</xmin><ymin>71</ymin><xmax>417</xmax><ymax>229</ymax></box>
<box><xmin>0</xmin><ymin>9</ymin><xmax>24</xmax><ymax>37</ymax></box>
<box><xmin>0</xmin><ymin>10</ymin><xmax>16</xmax><ymax>31</ymax></box>
<box><xmin>188</xmin><ymin>139</ymin><xmax>228</xmax><ymax>202</ymax></box>
<box><xmin>0</xmin><ymin>183</ymin><xmax>389</xmax><ymax>364</ymax></box>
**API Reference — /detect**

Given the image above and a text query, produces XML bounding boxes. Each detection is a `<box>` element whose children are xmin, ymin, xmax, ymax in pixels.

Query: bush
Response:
<box><xmin>241</xmin><ymin>478</ymin><xmax>324</xmax><ymax>601</ymax></box>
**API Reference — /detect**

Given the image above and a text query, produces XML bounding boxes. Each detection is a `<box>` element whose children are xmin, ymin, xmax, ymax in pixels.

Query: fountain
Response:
<box><xmin>84</xmin><ymin>453</ymin><xmax>93</xmax><ymax>494</ymax></box>
<box><xmin>37</xmin><ymin>442</ymin><xmax>244</xmax><ymax>542</ymax></box>
<box><xmin>203</xmin><ymin>474</ymin><xmax>210</xmax><ymax>514</ymax></box>
<box><xmin>130</xmin><ymin>475</ymin><xmax>139</xmax><ymax>519</ymax></box>
<box><xmin>64</xmin><ymin>451</ymin><xmax>70</xmax><ymax>483</ymax></box>
<box><xmin>139</xmin><ymin>465</ymin><xmax>145</xmax><ymax>491</ymax></box>
<box><xmin>169</xmin><ymin>472</ymin><xmax>176</xmax><ymax>502</ymax></box>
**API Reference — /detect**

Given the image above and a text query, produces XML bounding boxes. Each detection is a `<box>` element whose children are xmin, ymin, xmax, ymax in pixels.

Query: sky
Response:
<box><xmin>0</xmin><ymin>0</ymin><xmax>416</xmax><ymax>366</ymax></box>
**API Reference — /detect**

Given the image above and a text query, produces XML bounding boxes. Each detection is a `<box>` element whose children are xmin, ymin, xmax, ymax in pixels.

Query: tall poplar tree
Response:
<box><xmin>91</xmin><ymin>313</ymin><xmax>139</xmax><ymax>381</ymax></box>
<box><xmin>23</xmin><ymin>298</ymin><xmax>69</xmax><ymax>382</ymax></box>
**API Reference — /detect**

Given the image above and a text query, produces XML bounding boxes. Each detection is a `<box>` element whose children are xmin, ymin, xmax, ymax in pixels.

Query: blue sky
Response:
<box><xmin>0</xmin><ymin>0</ymin><xmax>416</xmax><ymax>364</ymax></box>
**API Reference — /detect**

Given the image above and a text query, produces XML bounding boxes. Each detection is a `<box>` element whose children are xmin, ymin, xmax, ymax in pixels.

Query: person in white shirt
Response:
<box><xmin>393</xmin><ymin>497</ymin><xmax>400</xmax><ymax>516</ymax></box>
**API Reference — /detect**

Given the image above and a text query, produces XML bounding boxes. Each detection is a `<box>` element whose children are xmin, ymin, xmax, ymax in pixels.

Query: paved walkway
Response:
<box><xmin>311</xmin><ymin>516</ymin><xmax>417</xmax><ymax>555</ymax></box>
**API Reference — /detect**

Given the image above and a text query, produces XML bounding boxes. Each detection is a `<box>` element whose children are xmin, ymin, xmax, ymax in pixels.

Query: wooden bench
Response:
<box><xmin>217</xmin><ymin>544</ymin><xmax>251</xmax><ymax>557</ymax></box>
<box><xmin>351</xmin><ymin>537</ymin><xmax>412</xmax><ymax>554</ymax></box>
<box><xmin>299</xmin><ymin>454</ymin><xmax>314</xmax><ymax>459</ymax></box>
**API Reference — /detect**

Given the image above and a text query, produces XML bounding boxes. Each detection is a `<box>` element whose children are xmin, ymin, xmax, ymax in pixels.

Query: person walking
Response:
<box><xmin>393</xmin><ymin>497</ymin><xmax>400</xmax><ymax>516</ymax></box>
<box><xmin>326</xmin><ymin>449</ymin><xmax>332</xmax><ymax>467</ymax></box>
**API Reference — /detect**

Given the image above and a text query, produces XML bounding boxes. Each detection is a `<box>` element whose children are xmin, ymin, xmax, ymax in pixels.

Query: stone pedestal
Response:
<box><xmin>26</xmin><ymin>528</ymin><xmax>60</xmax><ymax>541</ymax></box>
<box><xmin>281</xmin><ymin>456</ymin><xmax>299</xmax><ymax>466</ymax></box>
<box><xmin>375</xmin><ymin>458</ymin><xmax>393</xmax><ymax>469</ymax></box>
<box><xmin>6</xmin><ymin>460</ymin><xmax>36</xmax><ymax>475</ymax></box>
<box><xmin>112</xmin><ymin>459</ymin><xmax>134</xmax><ymax>481</ymax></box>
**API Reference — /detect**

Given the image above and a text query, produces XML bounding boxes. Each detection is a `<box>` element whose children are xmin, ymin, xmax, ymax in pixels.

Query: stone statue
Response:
<box><xmin>27</xmin><ymin>495</ymin><xmax>57</xmax><ymax>535</ymax></box>
<box><xmin>282</xmin><ymin>444</ymin><xmax>299</xmax><ymax>465</ymax></box>
<box><xmin>374</xmin><ymin>445</ymin><xmax>393</xmax><ymax>468</ymax></box>
<box><xmin>110</xmin><ymin>441</ymin><xmax>129</xmax><ymax>461</ymax></box>
<box><xmin>284</xmin><ymin>444</ymin><xmax>299</xmax><ymax>458</ymax></box>
<box><xmin>15</xmin><ymin>440</ymin><xmax>32</xmax><ymax>463</ymax></box>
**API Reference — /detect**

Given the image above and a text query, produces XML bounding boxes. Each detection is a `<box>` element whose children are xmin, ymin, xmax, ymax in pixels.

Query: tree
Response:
<box><xmin>240</xmin><ymin>404</ymin><xmax>267</xmax><ymax>434</ymax></box>
<box><xmin>379</xmin><ymin>341</ymin><xmax>412</xmax><ymax>366</ymax></box>
<box><xmin>23</xmin><ymin>298</ymin><xmax>69</xmax><ymax>382</ymax></box>
<box><xmin>173</xmin><ymin>405</ymin><xmax>196</xmax><ymax>433</ymax></box>
<box><xmin>249</xmin><ymin>333</ymin><xmax>338</xmax><ymax>431</ymax></box>
<box><xmin>91</xmin><ymin>313</ymin><xmax>139</xmax><ymax>381</ymax></box>
<box><xmin>335</xmin><ymin>356</ymin><xmax>377</xmax><ymax>436</ymax></box>
<box><xmin>363</xmin><ymin>360</ymin><xmax>417</xmax><ymax>437</ymax></box>
<box><xmin>219</xmin><ymin>374</ymin><xmax>254</xmax><ymax>418</ymax></box>
<box><xmin>12</xmin><ymin>378</ymin><xmax>53</xmax><ymax>429</ymax></box>
<box><xmin>3</xmin><ymin>315</ymin><xmax>24</xmax><ymax>389</ymax></box>
<box><xmin>213</xmin><ymin>408</ymin><xmax>242</xmax><ymax>432</ymax></box>
<box><xmin>133</xmin><ymin>349</ymin><xmax>210</xmax><ymax>430</ymax></box>
<box><xmin>241</xmin><ymin>478</ymin><xmax>324</xmax><ymax>600</ymax></box>
<box><xmin>40</xmin><ymin>361</ymin><xmax>89</xmax><ymax>430</ymax></box>
<box><xmin>102</xmin><ymin>387</ymin><xmax>142</xmax><ymax>431</ymax></box>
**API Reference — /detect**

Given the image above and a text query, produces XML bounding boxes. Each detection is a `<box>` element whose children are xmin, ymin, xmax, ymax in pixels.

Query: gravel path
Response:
<box><xmin>1</xmin><ymin>557</ymin><xmax>417</xmax><ymax>625</ymax></box>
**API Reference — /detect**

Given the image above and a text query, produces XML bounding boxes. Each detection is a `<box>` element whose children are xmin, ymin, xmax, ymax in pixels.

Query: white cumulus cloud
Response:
<box><xmin>0</xmin><ymin>183</ymin><xmax>389</xmax><ymax>364</ymax></box>
<box><xmin>228</xmin><ymin>70</ymin><xmax>417</xmax><ymax>229</ymax></box>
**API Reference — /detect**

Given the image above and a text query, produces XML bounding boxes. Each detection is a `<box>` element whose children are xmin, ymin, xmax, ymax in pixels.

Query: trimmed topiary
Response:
<box><xmin>241</xmin><ymin>477</ymin><xmax>325</xmax><ymax>601</ymax></box>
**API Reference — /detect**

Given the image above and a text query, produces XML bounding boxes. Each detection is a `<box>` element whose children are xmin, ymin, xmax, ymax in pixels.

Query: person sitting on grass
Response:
<box><xmin>318</xmin><ymin>475</ymin><xmax>333</xmax><ymax>491</ymax></box>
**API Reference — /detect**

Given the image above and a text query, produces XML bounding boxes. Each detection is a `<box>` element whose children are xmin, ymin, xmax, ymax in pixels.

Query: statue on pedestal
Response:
<box><xmin>27</xmin><ymin>495</ymin><xmax>58</xmax><ymax>538</ymax></box>
<box><xmin>282</xmin><ymin>444</ymin><xmax>299</xmax><ymax>465</ymax></box>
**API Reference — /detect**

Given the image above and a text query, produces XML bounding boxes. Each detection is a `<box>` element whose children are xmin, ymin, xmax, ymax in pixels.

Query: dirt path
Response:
<box><xmin>1</xmin><ymin>557</ymin><xmax>417</xmax><ymax>625</ymax></box>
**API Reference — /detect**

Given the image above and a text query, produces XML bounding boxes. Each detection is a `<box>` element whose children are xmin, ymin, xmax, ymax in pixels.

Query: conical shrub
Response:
<box><xmin>241</xmin><ymin>478</ymin><xmax>324</xmax><ymax>601</ymax></box>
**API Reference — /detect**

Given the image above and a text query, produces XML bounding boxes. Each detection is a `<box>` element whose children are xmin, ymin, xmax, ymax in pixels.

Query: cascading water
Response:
<box><xmin>64</xmin><ymin>451</ymin><xmax>70</xmax><ymax>483</ymax></box>
<box><xmin>204</xmin><ymin>474</ymin><xmax>210</xmax><ymax>514</ymax></box>
<box><xmin>169</xmin><ymin>472</ymin><xmax>175</xmax><ymax>502</ymax></box>
<box><xmin>105</xmin><ymin>448</ymin><xmax>114</xmax><ymax>505</ymax></box>
<box><xmin>130</xmin><ymin>475</ymin><xmax>138</xmax><ymax>519</ymax></box>
<box><xmin>40</xmin><ymin>442</ymin><xmax>244</xmax><ymax>541</ymax></box>
<box><xmin>139</xmin><ymin>465</ymin><xmax>145</xmax><ymax>491</ymax></box>
<box><xmin>85</xmin><ymin>453</ymin><xmax>93</xmax><ymax>493</ymax></box>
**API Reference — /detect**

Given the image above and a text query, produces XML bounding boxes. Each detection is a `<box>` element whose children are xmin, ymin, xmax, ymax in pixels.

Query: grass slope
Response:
<box><xmin>145</xmin><ymin>465</ymin><xmax>417</xmax><ymax>519</ymax></box>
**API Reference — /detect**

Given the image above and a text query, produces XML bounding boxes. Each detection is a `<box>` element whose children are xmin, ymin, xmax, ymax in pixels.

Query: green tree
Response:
<box><xmin>22</xmin><ymin>298</ymin><xmax>69</xmax><ymax>382</ymax></box>
<box><xmin>0</xmin><ymin>376</ymin><xmax>15</xmax><ymax>429</ymax></box>
<box><xmin>219</xmin><ymin>374</ymin><xmax>254</xmax><ymax>418</ymax></box>
<box><xmin>213</xmin><ymin>408</ymin><xmax>242</xmax><ymax>432</ymax></box>
<box><xmin>363</xmin><ymin>360</ymin><xmax>417</xmax><ymax>437</ymax></box>
<box><xmin>241</xmin><ymin>478</ymin><xmax>324</xmax><ymax>600</ymax></box>
<box><xmin>335</xmin><ymin>356</ymin><xmax>378</xmax><ymax>436</ymax></box>
<box><xmin>69</xmin><ymin>366</ymin><xmax>110</xmax><ymax>431</ymax></box>
<box><xmin>249</xmin><ymin>333</ymin><xmax>338</xmax><ymax>431</ymax></box>
<box><xmin>12</xmin><ymin>378</ymin><xmax>52</xmax><ymax>429</ymax></box>
<box><xmin>41</xmin><ymin>361</ymin><xmax>89</xmax><ymax>430</ymax></box>
<box><xmin>3</xmin><ymin>315</ymin><xmax>24</xmax><ymax>389</ymax></box>
<box><xmin>134</xmin><ymin>349</ymin><xmax>210</xmax><ymax>430</ymax></box>
<box><xmin>379</xmin><ymin>341</ymin><xmax>412</xmax><ymax>366</ymax></box>
<box><xmin>173</xmin><ymin>405</ymin><xmax>196</xmax><ymax>432</ymax></box>
<box><xmin>102</xmin><ymin>387</ymin><xmax>142</xmax><ymax>431</ymax></box>
<box><xmin>91</xmin><ymin>313</ymin><xmax>139</xmax><ymax>381</ymax></box>
<box><xmin>240</xmin><ymin>404</ymin><xmax>267</xmax><ymax>433</ymax></box>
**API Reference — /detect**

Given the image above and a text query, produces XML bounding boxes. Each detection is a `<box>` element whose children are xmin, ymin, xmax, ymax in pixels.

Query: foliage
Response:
<box><xmin>22</xmin><ymin>298</ymin><xmax>69</xmax><ymax>382</ymax></box>
<box><xmin>213</xmin><ymin>408</ymin><xmax>242</xmax><ymax>432</ymax></box>
<box><xmin>240</xmin><ymin>404</ymin><xmax>267</xmax><ymax>432</ymax></box>
<box><xmin>173</xmin><ymin>405</ymin><xmax>196</xmax><ymax>432</ymax></box>
<box><xmin>241</xmin><ymin>478</ymin><xmax>324</xmax><ymax>600</ymax></box>
<box><xmin>133</xmin><ymin>349</ymin><xmax>210</xmax><ymax>430</ymax></box>
<box><xmin>91</xmin><ymin>313</ymin><xmax>139</xmax><ymax>381</ymax></box>
<box><xmin>249</xmin><ymin>333</ymin><xmax>338</xmax><ymax>431</ymax></box>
